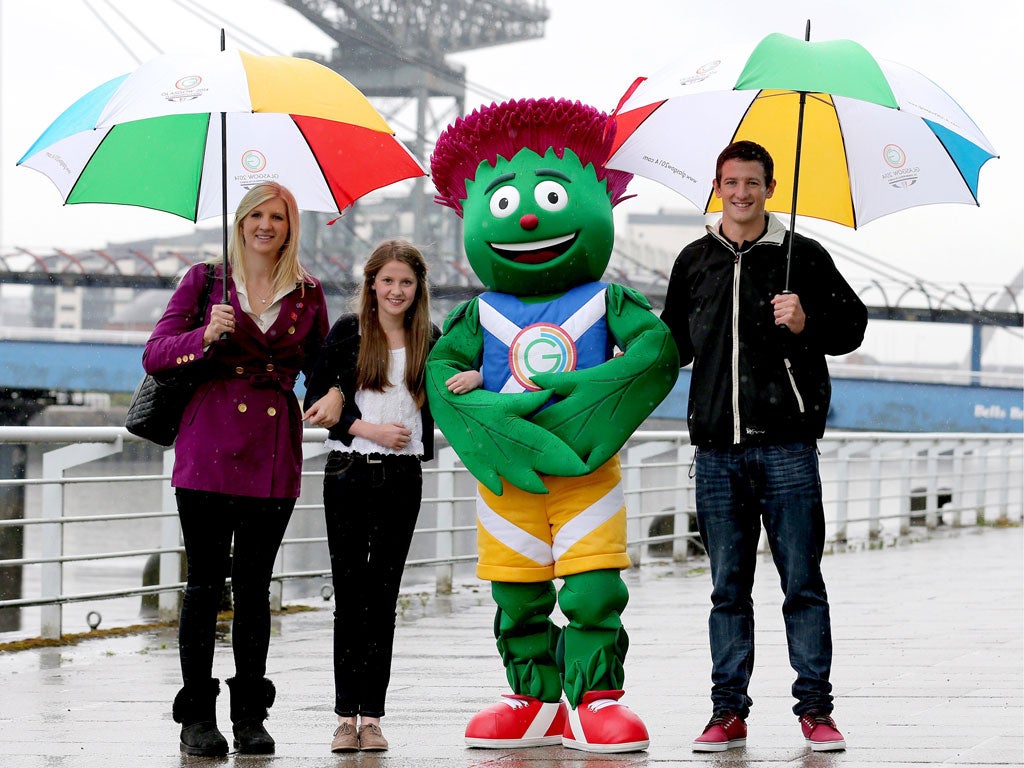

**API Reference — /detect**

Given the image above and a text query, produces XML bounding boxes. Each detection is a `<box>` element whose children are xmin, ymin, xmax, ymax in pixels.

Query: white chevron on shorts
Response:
<box><xmin>477</xmin><ymin>495</ymin><xmax>554</xmax><ymax>565</ymax></box>
<box><xmin>552</xmin><ymin>481</ymin><xmax>624</xmax><ymax>561</ymax></box>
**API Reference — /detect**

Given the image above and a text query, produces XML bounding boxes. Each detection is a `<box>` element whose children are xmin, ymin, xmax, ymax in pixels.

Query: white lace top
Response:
<box><xmin>326</xmin><ymin>346</ymin><xmax>423</xmax><ymax>457</ymax></box>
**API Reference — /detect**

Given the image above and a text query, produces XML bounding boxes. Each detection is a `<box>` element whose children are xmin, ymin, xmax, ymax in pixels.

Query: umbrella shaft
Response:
<box><xmin>785</xmin><ymin>90</ymin><xmax>808</xmax><ymax>292</ymax></box>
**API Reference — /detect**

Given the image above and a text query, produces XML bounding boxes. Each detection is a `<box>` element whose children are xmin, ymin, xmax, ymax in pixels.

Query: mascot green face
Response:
<box><xmin>462</xmin><ymin>147</ymin><xmax>615</xmax><ymax>295</ymax></box>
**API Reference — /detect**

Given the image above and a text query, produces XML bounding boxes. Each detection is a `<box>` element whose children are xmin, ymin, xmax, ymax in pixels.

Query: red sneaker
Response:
<box><xmin>464</xmin><ymin>694</ymin><xmax>566</xmax><ymax>748</ymax></box>
<box><xmin>799</xmin><ymin>712</ymin><xmax>846</xmax><ymax>752</ymax></box>
<box><xmin>562</xmin><ymin>690</ymin><xmax>650</xmax><ymax>753</ymax></box>
<box><xmin>692</xmin><ymin>711</ymin><xmax>746</xmax><ymax>752</ymax></box>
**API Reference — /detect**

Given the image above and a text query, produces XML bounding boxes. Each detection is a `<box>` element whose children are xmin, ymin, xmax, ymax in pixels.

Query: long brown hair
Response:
<box><xmin>356</xmin><ymin>240</ymin><xmax>432</xmax><ymax>406</ymax></box>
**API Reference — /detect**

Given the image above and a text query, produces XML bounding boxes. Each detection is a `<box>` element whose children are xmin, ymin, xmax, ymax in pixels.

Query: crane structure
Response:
<box><xmin>280</xmin><ymin>0</ymin><xmax>549</xmax><ymax>260</ymax></box>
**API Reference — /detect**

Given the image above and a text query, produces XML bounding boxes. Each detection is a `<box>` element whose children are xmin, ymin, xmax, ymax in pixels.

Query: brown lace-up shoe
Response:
<box><xmin>358</xmin><ymin>722</ymin><xmax>388</xmax><ymax>751</ymax></box>
<box><xmin>330</xmin><ymin>722</ymin><xmax>358</xmax><ymax>753</ymax></box>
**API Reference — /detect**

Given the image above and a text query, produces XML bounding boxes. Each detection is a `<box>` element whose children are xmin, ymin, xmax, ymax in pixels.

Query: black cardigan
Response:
<box><xmin>303</xmin><ymin>313</ymin><xmax>441</xmax><ymax>461</ymax></box>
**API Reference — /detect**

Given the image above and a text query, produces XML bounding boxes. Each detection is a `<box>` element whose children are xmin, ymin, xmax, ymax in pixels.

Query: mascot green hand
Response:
<box><xmin>428</xmin><ymin>97</ymin><xmax>678</xmax><ymax>754</ymax></box>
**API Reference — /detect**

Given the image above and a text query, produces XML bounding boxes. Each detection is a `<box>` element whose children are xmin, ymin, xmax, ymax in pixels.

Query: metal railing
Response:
<box><xmin>0</xmin><ymin>426</ymin><xmax>1020</xmax><ymax>640</ymax></box>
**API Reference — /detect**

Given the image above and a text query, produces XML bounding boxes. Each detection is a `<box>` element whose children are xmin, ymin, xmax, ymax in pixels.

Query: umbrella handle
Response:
<box><xmin>775</xmin><ymin>289</ymin><xmax>796</xmax><ymax>336</ymax></box>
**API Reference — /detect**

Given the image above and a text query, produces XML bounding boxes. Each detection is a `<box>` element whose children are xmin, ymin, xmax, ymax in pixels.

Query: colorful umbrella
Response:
<box><xmin>606</xmin><ymin>28</ymin><xmax>998</xmax><ymax>282</ymax></box>
<box><xmin>17</xmin><ymin>47</ymin><xmax>425</xmax><ymax>293</ymax></box>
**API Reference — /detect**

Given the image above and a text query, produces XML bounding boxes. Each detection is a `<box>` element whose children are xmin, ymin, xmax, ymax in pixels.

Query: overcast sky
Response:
<box><xmin>1</xmin><ymin>0</ymin><xmax>1020</xmax><ymax>365</ymax></box>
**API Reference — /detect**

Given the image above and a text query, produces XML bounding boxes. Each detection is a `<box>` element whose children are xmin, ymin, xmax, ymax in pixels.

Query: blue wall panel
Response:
<box><xmin>2</xmin><ymin>340</ymin><xmax>1019</xmax><ymax>432</ymax></box>
<box><xmin>651</xmin><ymin>370</ymin><xmax>1023</xmax><ymax>433</ymax></box>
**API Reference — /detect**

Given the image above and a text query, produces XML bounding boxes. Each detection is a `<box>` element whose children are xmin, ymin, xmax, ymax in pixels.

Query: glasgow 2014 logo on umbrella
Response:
<box><xmin>882</xmin><ymin>144</ymin><xmax>919</xmax><ymax>189</ymax></box>
<box><xmin>163</xmin><ymin>74</ymin><xmax>206</xmax><ymax>102</ymax></box>
<box><xmin>509</xmin><ymin>323</ymin><xmax>578</xmax><ymax>391</ymax></box>
<box><xmin>236</xmin><ymin>149</ymin><xmax>278</xmax><ymax>193</ymax></box>
<box><xmin>678</xmin><ymin>60</ymin><xmax>722</xmax><ymax>87</ymax></box>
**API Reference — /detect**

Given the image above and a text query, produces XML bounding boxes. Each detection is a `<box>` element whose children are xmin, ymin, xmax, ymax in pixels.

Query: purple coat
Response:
<box><xmin>143</xmin><ymin>263</ymin><xmax>329</xmax><ymax>499</ymax></box>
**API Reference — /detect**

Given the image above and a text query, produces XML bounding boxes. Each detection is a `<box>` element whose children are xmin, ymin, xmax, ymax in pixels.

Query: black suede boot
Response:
<box><xmin>226</xmin><ymin>676</ymin><xmax>276</xmax><ymax>754</ymax></box>
<box><xmin>172</xmin><ymin>679</ymin><xmax>228</xmax><ymax>756</ymax></box>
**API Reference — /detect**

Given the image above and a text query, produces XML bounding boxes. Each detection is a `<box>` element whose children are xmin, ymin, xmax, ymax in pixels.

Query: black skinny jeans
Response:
<box><xmin>324</xmin><ymin>452</ymin><xmax>422</xmax><ymax>718</ymax></box>
<box><xmin>176</xmin><ymin>488</ymin><xmax>294</xmax><ymax>685</ymax></box>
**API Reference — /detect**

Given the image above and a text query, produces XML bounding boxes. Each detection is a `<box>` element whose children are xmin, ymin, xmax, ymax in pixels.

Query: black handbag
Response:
<box><xmin>125</xmin><ymin>265</ymin><xmax>216</xmax><ymax>446</ymax></box>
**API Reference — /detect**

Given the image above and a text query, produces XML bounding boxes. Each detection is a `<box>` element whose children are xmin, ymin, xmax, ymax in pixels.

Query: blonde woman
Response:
<box><xmin>145</xmin><ymin>182</ymin><xmax>337</xmax><ymax>756</ymax></box>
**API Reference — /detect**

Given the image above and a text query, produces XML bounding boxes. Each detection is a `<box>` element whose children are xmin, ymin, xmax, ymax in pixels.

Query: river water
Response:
<box><xmin>8</xmin><ymin>432</ymin><xmax>480</xmax><ymax>640</ymax></box>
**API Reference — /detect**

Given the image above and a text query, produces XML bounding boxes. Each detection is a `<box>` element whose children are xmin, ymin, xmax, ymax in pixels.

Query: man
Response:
<box><xmin>660</xmin><ymin>140</ymin><xmax>867</xmax><ymax>753</ymax></box>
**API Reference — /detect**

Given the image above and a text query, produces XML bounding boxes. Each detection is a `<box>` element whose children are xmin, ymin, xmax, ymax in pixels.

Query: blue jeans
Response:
<box><xmin>695</xmin><ymin>441</ymin><xmax>833</xmax><ymax>718</ymax></box>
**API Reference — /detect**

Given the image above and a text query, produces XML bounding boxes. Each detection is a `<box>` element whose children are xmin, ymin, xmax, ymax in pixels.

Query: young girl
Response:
<box><xmin>303</xmin><ymin>239</ymin><xmax>478</xmax><ymax>752</ymax></box>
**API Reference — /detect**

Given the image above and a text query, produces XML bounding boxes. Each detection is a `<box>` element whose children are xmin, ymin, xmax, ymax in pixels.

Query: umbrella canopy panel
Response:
<box><xmin>18</xmin><ymin>50</ymin><xmax>424</xmax><ymax>221</ymax></box>
<box><xmin>705</xmin><ymin>88</ymin><xmax>990</xmax><ymax>227</ymax></box>
<box><xmin>606</xmin><ymin>34</ymin><xmax>998</xmax><ymax>229</ymax></box>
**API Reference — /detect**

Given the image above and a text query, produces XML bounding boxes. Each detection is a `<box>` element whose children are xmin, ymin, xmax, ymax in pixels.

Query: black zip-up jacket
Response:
<box><xmin>660</xmin><ymin>214</ymin><xmax>867</xmax><ymax>448</ymax></box>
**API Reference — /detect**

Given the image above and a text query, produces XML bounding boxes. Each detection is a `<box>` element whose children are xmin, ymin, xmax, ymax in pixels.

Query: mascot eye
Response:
<box><xmin>488</xmin><ymin>186</ymin><xmax>521</xmax><ymax>218</ymax></box>
<box><xmin>534</xmin><ymin>180</ymin><xmax>568</xmax><ymax>212</ymax></box>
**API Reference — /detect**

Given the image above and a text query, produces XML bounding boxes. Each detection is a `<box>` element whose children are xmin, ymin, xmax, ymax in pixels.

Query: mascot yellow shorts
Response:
<box><xmin>475</xmin><ymin>456</ymin><xmax>631</xmax><ymax>582</ymax></box>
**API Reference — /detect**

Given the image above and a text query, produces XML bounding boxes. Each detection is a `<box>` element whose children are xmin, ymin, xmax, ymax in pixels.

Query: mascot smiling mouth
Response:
<box><xmin>489</xmin><ymin>232</ymin><xmax>578</xmax><ymax>264</ymax></box>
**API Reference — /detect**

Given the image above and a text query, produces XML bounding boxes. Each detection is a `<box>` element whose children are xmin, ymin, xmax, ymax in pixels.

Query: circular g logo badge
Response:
<box><xmin>175</xmin><ymin>75</ymin><xmax>202</xmax><ymax>90</ymax></box>
<box><xmin>508</xmin><ymin>323</ymin><xmax>578</xmax><ymax>391</ymax></box>
<box><xmin>883</xmin><ymin>144</ymin><xmax>906</xmax><ymax>169</ymax></box>
<box><xmin>680</xmin><ymin>59</ymin><xmax>721</xmax><ymax>86</ymax></box>
<box><xmin>242</xmin><ymin>150</ymin><xmax>267</xmax><ymax>173</ymax></box>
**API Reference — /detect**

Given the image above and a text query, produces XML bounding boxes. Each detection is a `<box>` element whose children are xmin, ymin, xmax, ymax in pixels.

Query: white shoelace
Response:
<box><xmin>500</xmin><ymin>697</ymin><xmax>530</xmax><ymax>710</ymax></box>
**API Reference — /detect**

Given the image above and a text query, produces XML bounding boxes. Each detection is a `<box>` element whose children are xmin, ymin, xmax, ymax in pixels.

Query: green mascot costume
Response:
<box><xmin>427</xmin><ymin>97</ymin><xmax>679</xmax><ymax>753</ymax></box>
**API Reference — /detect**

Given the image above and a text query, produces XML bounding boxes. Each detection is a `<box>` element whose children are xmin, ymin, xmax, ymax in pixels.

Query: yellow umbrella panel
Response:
<box><xmin>706</xmin><ymin>90</ymin><xmax>855</xmax><ymax>228</ymax></box>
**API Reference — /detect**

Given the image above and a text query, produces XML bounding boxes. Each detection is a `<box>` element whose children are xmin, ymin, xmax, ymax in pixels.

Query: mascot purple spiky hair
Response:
<box><xmin>427</xmin><ymin>97</ymin><xmax>679</xmax><ymax>753</ymax></box>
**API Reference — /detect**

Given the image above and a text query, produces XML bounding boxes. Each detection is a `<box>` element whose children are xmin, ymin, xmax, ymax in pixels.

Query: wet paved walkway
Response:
<box><xmin>1</xmin><ymin>526</ymin><xmax>1021</xmax><ymax>767</ymax></box>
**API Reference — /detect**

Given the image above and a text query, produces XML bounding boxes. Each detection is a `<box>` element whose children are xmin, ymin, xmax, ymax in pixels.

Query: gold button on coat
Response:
<box><xmin>267</xmin><ymin>407</ymin><xmax>277</xmax><ymax>417</ymax></box>
<box><xmin>265</xmin><ymin>363</ymin><xmax>275</xmax><ymax>372</ymax></box>
<box><xmin>237</xmin><ymin>403</ymin><xmax>247</xmax><ymax>413</ymax></box>
<box><xmin>235</xmin><ymin>366</ymin><xmax>244</xmax><ymax>374</ymax></box>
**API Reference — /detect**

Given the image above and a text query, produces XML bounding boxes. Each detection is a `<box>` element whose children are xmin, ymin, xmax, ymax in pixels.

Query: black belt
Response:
<box><xmin>330</xmin><ymin>451</ymin><xmax>420</xmax><ymax>464</ymax></box>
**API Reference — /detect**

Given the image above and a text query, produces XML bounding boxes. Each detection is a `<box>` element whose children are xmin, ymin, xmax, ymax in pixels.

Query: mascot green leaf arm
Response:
<box><xmin>532</xmin><ymin>283</ymin><xmax>680</xmax><ymax>471</ymax></box>
<box><xmin>426</xmin><ymin>298</ymin><xmax>589</xmax><ymax>495</ymax></box>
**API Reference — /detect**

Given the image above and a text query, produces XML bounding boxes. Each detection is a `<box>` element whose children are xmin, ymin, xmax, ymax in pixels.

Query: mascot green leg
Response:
<box><xmin>492</xmin><ymin>581</ymin><xmax>563</xmax><ymax>703</ymax></box>
<box><xmin>557</xmin><ymin>570</ymin><xmax>630</xmax><ymax>708</ymax></box>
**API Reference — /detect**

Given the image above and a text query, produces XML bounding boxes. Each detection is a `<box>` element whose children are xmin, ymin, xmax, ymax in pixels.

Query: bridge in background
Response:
<box><xmin>0</xmin><ymin>242</ymin><xmax>1021</xmax><ymax>432</ymax></box>
<box><xmin>0</xmin><ymin>329</ymin><xmax>1020</xmax><ymax>433</ymax></box>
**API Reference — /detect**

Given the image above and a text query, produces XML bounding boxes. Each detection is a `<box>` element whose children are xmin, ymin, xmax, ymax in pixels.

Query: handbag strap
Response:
<box><xmin>193</xmin><ymin>263</ymin><xmax>216</xmax><ymax>330</ymax></box>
